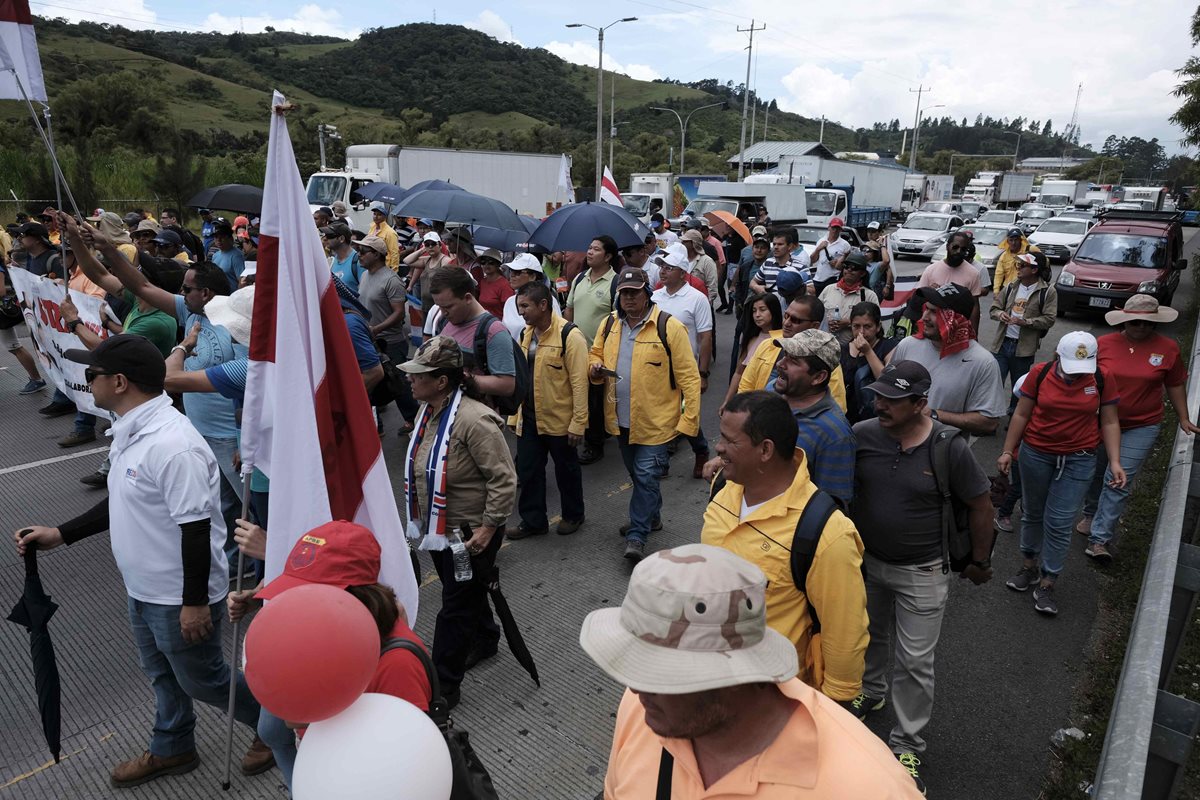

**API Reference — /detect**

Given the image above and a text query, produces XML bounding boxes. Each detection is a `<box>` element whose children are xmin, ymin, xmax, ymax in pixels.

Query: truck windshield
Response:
<box><xmin>1040</xmin><ymin>194</ymin><xmax>1070</xmax><ymax>207</ymax></box>
<box><xmin>684</xmin><ymin>199</ymin><xmax>738</xmax><ymax>217</ymax></box>
<box><xmin>806</xmin><ymin>191</ymin><xmax>838</xmax><ymax>216</ymax></box>
<box><xmin>307</xmin><ymin>175</ymin><xmax>347</xmax><ymax>207</ymax></box>
<box><xmin>623</xmin><ymin>194</ymin><xmax>651</xmax><ymax>217</ymax></box>
<box><xmin>1074</xmin><ymin>233</ymin><xmax>1167</xmax><ymax>269</ymax></box>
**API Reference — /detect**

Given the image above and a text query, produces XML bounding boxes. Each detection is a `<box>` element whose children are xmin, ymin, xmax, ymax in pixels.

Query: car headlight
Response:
<box><xmin>1138</xmin><ymin>280</ymin><xmax>1159</xmax><ymax>293</ymax></box>
<box><xmin>1058</xmin><ymin>271</ymin><xmax>1076</xmax><ymax>286</ymax></box>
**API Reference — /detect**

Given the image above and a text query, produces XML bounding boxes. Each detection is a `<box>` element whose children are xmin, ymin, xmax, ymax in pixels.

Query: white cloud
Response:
<box><xmin>31</xmin><ymin>0</ymin><xmax>156</xmax><ymax>26</ymax></box>
<box><xmin>543</xmin><ymin>40</ymin><xmax>661</xmax><ymax>81</ymax></box>
<box><xmin>464</xmin><ymin>9</ymin><xmax>520</xmax><ymax>44</ymax></box>
<box><xmin>202</xmin><ymin>5</ymin><xmax>358</xmax><ymax>40</ymax></box>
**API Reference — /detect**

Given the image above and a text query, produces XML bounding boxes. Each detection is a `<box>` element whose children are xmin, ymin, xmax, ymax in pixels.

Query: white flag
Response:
<box><xmin>0</xmin><ymin>0</ymin><xmax>47</xmax><ymax>102</ymax></box>
<box><xmin>241</xmin><ymin>90</ymin><xmax>419</xmax><ymax>619</ymax></box>
<box><xmin>600</xmin><ymin>166</ymin><xmax>623</xmax><ymax>207</ymax></box>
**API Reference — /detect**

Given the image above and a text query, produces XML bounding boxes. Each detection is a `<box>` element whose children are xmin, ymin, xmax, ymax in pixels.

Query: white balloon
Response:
<box><xmin>293</xmin><ymin>693</ymin><xmax>452</xmax><ymax>800</ymax></box>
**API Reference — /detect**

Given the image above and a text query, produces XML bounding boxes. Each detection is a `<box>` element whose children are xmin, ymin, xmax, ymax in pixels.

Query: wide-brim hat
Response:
<box><xmin>579</xmin><ymin>544</ymin><xmax>798</xmax><ymax>695</ymax></box>
<box><xmin>204</xmin><ymin>285</ymin><xmax>255</xmax><ymax>345</ymax></box>
<box><xmin>1105</xmin><ymin>293</ymin><xmax>1178</xmax><ymax>326</ymax></box>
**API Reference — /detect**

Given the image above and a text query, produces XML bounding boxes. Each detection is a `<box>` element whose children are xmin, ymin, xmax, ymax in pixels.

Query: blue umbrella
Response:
<box><xmin>401</xmin><ymin>179</ymin><xmax>464</xmax><ymax>197</ymax></box>
<box><xmin>353</xmin><ymin>182</ymin><xmax>408</xmax><ymax>205</ymax></box>
<box><xmin>528</xmin><ymin>202</ymin><xmax>651</xmax><ymax>252</ymax></box>
<box><xmin>393</xmin><ymin>188</ymin><xmax>526</xmax><ymax>232</ymax></box>
<box><xmin>471</xmin><ymin>215</ymin><xmax>541</xmax><ymax>252</ymax></box>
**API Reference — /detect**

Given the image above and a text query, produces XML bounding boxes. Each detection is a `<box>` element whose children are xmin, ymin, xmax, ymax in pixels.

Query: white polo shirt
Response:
<box><xmin>651</xmin><ymin>282</ymin><xmax>713</xmax><ymax>362</ymax></box>
<box><xmin>812</xmin><ymin>236</ymin><xmax>853</xmax><ymax>283</ymax></box>
<box><xmin>106</xmin><ymin>393</ymin><xmax>229</xmax><ymax>606</ymax></box>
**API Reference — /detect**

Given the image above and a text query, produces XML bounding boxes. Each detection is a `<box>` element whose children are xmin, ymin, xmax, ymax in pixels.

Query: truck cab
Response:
<box><xmin>306</xmin><ymin>172</ymin><xmax>379</xmax><ymax>230</ymax></box>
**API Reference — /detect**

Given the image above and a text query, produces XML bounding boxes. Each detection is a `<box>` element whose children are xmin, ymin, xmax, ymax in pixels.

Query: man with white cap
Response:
<box><xmin>582</xmin><ymin>543</ymin><xmax>923</xmax><ymax>799</ymax></box>
<box><xmin>502</xmin><ymin>252</ymin><xmax>559</xmax><ymax>339</ymax></box>
<box><xmin>368</xmin><ymin>202</ymin><xmax>401</xmax><ymax>270</ymax></box>
<box><xmin>998</xmin><ymin>331</ymin><xmax>1125</xmax><ymax>616</ymax></box>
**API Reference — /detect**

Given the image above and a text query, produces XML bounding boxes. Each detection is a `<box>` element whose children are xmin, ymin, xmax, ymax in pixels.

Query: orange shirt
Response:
<box><xmin>604</xmin><ymin>680</ymin><xmax>924</xmax><ymax>799</ymax></box>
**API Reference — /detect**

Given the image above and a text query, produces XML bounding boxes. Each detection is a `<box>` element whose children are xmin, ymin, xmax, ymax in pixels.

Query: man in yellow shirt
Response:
<box><xmin>368</xmin><ymin>202</ymin><xmax>401</xmax><ymax>270</ymax></box>
<box><xmin>589</xmin><ymin>267</ymin><xmax>701</xmax><ymax>562</ymax></box>
<box><xmin>509</xmin><ymin>280</ymin><xmax>589</xmax><ymax>538</ymax></box>
<box><xmin>702</xmin><ymin>390</ymin><xmax>868</xmax><ymax>703</ymax></box>
<box><xmin>581</xmin><ymin>543</ymin><xmax>925</xmax><ymax>800</ymax></box>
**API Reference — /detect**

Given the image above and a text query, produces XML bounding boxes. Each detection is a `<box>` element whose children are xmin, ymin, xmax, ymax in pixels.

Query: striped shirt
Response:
<box><xmin>793</xmin><ymin>392</ymin><xmax>856</xmax><ymax>505</ymax></box>
<box><xmin>756</xmin><ymin>250</ymin><xmax>811</xmax><ymax>289</ymax></box>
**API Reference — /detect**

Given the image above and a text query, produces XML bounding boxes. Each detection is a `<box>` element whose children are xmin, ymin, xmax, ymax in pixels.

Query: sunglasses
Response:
<box><xmin>424</xmin><ymin>241</ymin><xmax>438</xmax><ymax>248</ymax></box>
<box><xmin>1125</xmin><ymin>319</ymin><xmax>1154</xmax><ymax>327</ymax></box>
<box><xmin>84</xmin><ymin>368</ymin><xmax>111</xmax><ymax>383</ymax></box>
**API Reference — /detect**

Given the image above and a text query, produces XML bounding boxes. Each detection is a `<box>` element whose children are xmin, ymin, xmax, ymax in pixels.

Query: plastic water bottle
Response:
<box><xmin>449</xmin><ymin>531</ymin><xmax>473</xmax><ymax>582</ymax></box>
<box><xmin>831</xmin><ymin>306</ymin><xmax>841</xmax><ymax>323</ymax></box>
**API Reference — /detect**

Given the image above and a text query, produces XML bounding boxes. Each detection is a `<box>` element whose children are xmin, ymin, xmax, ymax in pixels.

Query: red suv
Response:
<box><xmin>1056</xmin><ymin>211</ymin><xmax>1187</xmax><ymax>315</ymax></box>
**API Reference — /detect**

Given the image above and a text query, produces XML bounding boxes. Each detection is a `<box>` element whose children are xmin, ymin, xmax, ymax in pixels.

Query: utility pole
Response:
<box><xmin>748</xmin><ymin>48</ymin><xmax>759</xmax><ymax>147</ymax></box>
<box><xmin>736</xmin><ymin>19</ymin><xmax>766</xmax><ymax>180</ymax></box>
<box><xmin>566</xmin><ymin>18</ymin><xmax>637</xmax><ymax>199</ymax></box>
<box><xmin>819</xmin><ymin>115</ymin><xmax>825</xmax><ymax>144</ymax></box>
<box><xmin>609</xmin><ymin>75</ymin><xmax>616</xmax><ymax>169</ymax></box>
<box><xmin>908</xmin><ymin>85</ymin><xmax>929</xmax><ymax>172</ymax></box>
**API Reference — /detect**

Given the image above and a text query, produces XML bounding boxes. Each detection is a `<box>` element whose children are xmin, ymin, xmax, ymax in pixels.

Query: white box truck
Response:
<box><xmin>623</xmin><ymin>173</ymin><xmax>726</xmax><ymax>221</ymax></box>
<box><xmin>305</xmin><ymin>144</ymin><xmax>574</xmax><ymax>230</ymax></box>
<box><xmin>1121</xmin><ymin>186</ymin><xmax>1168</xmax><ymax>211</ymax></box>
<box><xmin>901</xmin><ymin>174</ymin><xmax>954</xmax><ymax>213</ymax></box>
<box><xmin>995</xmin><ymin>173</ymin><xmax>1035</xmax><ymax>207</ymax></box>
<box><xmin>681</xmin><ymin>181</ymin><xmax>808</xmax><ymax>227</ymax></box>
<box><xmin>1038</xmin><ymin>179</ymin><xmax>1087</xmax><ymax>210</ymax></box>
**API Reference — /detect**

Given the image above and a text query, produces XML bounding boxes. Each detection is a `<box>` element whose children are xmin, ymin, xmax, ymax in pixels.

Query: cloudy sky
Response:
<box><xmin>30</xmin><ymin>0</ymin><xmax>1196</xmax><ymax>153</ymax></box>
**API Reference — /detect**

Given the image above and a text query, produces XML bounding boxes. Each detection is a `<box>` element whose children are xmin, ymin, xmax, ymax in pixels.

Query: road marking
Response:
<box><xmin>0</xmin><ymin>446</ymin><xmax>109</xmax><ymax>476</ymax></box>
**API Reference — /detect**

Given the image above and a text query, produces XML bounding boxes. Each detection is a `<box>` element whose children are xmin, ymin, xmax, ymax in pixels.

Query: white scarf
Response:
<box><xmin>403</xmin><ymin>388</ymin><xmax>465</xmax><ymax>552</ymax></box>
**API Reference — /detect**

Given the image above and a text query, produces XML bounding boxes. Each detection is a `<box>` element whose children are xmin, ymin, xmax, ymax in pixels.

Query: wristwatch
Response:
<box><xmin>700</xmin><ymin>370</ymin><xmax>710</xmax><ymax>379</ymax></box>
<box><xmin>65</xmin><ymin>318</ymin><xmax>82</xmax><ymax>331</ymax></box>
<box><xmin>971</xmin><ymin>558</ymin><xmax>991</xmax><ymax>570</ymax></box>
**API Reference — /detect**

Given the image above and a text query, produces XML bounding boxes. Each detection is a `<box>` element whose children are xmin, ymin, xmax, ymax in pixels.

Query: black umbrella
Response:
<box><xmin>401</xmin><ymin>179</ymin><xmax>464</xmax><ymax>197</ymax></box>
<box><xmin>187</xmin><ymin>184</ymin><xmax>264</xmax><ymax>215</ymax></box>
<box><xmin>485</xmin><ymin>566</ymin><xmax>540</xmax><ymax>687</ymax></box>
<box><xmin>354</xmin><ymin>181</ymin><xmax>408</xmax><ymax>205</ymax></box>
<box><xmin>393</xmin><ymin>189</ymin><xmax>526</xmax><ymax>233</ymax></box>
<box><xmin>527</xmin><ymin>201</ymin><xmax>650</xmax><ymax>252</ymax></box>
<box><xmin>7</xmin><ymin>543</ymin><xmax>62</xmax><ymax>763</ymax></box>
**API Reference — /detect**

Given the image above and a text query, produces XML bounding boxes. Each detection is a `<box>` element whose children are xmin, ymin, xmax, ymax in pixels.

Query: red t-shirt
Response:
<box><xmin>369</xmin><ymin>619</ymin><xmax>432</xmax><ymax>711</ymax></box>
<box><xmin>1020</xmin><ymin>361</ymin><xmax>1120</xmax><ymax>453</ymax></box>
<box><xmin>1097</xmin><ymin>332</ymin><xmax>1187</xmax><ymax>429</ymax></box>
<box><xmin>654</xmin><ymin>273</ymin><xmax>708</xmax><ymax>295</ymax></box>
<box><xmin>476</xmin><ymin>273</ymin><xmax>514</xmax><ymax>318</ymax></box>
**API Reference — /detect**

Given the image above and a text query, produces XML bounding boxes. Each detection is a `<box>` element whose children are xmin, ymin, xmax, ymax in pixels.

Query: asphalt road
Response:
<box><xmin>0</xmin><ymin>229</ymin><xmax>1194</xmax><ymax>799</ymax></box>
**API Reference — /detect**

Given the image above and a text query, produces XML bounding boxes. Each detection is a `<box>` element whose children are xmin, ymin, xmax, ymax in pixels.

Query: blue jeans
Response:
<box><xmin>73</xmin><ymin>410</ymin><xmax>96</xmax><ymax>434</ymax></box>
<box><xmin>1018</xmin><ymin>444</ymin><xmax>1097</xmax><ymax>579</ymax></box>
<box><xmin>257</xmin><ymin>708</ymin><xmax>297</xmax><ymax>790</ymax></box>
<box><xmin>126</xmin><ymin>597</ymin><xmax>259</xmax><ymax>757</ymax></box>
<box><xmin>384</xmin><ymin>339</ymin><xmax>420</xmax><ymax>422</ymax></box>
<box><xmin>993</xmin><ymin>338</ymin><xmax>1034</xmax><ymax>414</ymax></box>
<box><xmin>1083</xmin><ymin>423</ymin><xmax>1159</xmax><ymax>545</ymax></box>
<box><xmin>617</xmin><ymin>428</ymin><xmax>669</xmax><ymax>543</ymax></box>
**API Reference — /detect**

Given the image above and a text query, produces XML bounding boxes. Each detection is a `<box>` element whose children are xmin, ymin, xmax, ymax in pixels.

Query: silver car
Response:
<box><xmin>890</xmin><ymin>213</ymin><xmax>965</xmax><ymax>259</ymax></box>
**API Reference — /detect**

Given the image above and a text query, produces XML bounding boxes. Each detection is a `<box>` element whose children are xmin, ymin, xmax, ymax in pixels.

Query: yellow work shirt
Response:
<box><xmin>511</xmin><ymin>314</ymin><xmax>590</xmax><ymax>437</ymax></box>
<box><xmin>370</xmin><ymin>222</ymin><xmax>401</xmax><ymax>270</ymax></box>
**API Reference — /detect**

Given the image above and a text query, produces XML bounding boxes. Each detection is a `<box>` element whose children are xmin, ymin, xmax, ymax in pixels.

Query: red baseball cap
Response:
<box><xmin>829</xmin><ymin>217</ymin><xmax>844</xmax><ymax>228</ymax></box>
<box><xmin>257</xmin><ymin>521</ymin><xmax>381</xmax><ymax>600</ymax></box>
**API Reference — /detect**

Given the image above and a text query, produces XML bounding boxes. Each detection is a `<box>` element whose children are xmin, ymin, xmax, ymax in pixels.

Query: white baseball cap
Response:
<box><xmin>866</xmin><ymin>221</ymin><xmax>881</xmax><ymax>231</ymax></box>
<box><xmin>654</xmin><ymin>242</ymin><xmax>691</xmax><ymax>273</ymax></box>
<box><xmin>1056</xmin><ymin>331</ymin><xmax>1098</xmax><ymax>374</ymax></box>
<box><xmin>508</xmin><ymin>252</ymin><xmax>544</xmax><ymax>274</ymax></box>
<box><xmin>422</xmin><ymin>231</ymin><xmax>442</xmax><ymax>244</ymax></box>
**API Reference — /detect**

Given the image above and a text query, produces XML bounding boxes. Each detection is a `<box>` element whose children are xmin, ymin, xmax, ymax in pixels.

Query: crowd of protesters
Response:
<box><xmin>4</xmin><ymin>199</ymin><xmax>1197</xmax><ymax>799</ymax></box>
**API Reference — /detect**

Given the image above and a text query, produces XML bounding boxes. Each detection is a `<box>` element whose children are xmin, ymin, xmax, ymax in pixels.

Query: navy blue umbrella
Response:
<box><xmin>187</xmin><ymin>184</ymin><xmax>263</xmax><ymax>215</ymax></box>
<box><xmin>353</xmin><ymin>182</ymin><xmax>408</xmax><ymax>205</ymax></box>
<box><xmin>393</xmin><ymin>189</ymin><xmax>525</xmax><ymax>232</ymax></box>
<box><xmin>528</xmin><ymin>202</ymin><xmax>650</xmax><ymax>252</ymax></box>
<box><xmin>401</xmin><ymin>179</ymin><xmax>464</xmax><ymax>197</ymax></box>
<box><xmin>471</xmin><ymin>215</ymin><xmax>541</xmax><ymax>252</ymax></box>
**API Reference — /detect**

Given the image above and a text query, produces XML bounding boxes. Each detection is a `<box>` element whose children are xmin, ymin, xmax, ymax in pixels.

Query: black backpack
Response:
<box><xmin>707</xmin><ymin>474</ymin><xmax>840</xmax><ymax>632</ymax></box>
<box><xmin>598</xmin><ymin>310</ymin><xmax>677</xmax><ymax>389</ymax></box>
<box><xmin>438</xmin><ymin>311</ymin><xmax>530</xmax><ymax>416</ymax></box>
<box><xmin>927</xmin><ymin>423</ymin><xmax>994</xmax><ymax>573</ymax></box>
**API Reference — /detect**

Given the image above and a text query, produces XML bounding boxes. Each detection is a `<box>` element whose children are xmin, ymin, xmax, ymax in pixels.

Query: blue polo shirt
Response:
<box><xmin>792</xmin><ymin>392</ymin><xmax>856</xmax><ymax>505</ymax></box>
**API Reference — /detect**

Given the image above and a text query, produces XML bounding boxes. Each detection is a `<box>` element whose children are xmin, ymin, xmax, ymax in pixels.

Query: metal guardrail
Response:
<box><xmin>1093</xmin><ymin>308</ymin><xmax>1200</xmax><ymax>798</ymax></box>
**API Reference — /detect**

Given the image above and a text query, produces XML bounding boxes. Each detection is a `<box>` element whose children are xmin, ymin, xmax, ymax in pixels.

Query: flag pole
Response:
<box><xmin>3</xmin><ymin>66</ymin><xmax>82</xmax><ymax>221</ymax></box>
<box><xmin>39</xmin><ymin>104</ymin><xmax>71</xmax><ymax>288</ymax></box>
<box><xmin>221</xmin><ymin>467</ymin><xmax>254</xmax><ymax>791</ymax></box>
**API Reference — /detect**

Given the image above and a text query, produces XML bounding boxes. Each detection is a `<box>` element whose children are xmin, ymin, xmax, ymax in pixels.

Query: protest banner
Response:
<box><xmin>8</xmin><ymin>266</ymin><xmax>110</xmax><ymax>415</ymax></box>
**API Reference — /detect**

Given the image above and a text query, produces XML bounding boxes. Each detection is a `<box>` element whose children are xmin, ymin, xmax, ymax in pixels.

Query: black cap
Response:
<box><xmin>17</xmin><ymin>222</ymin><xmax>50</xmax><ymax>242</ymax></box>
<box><xmin>843</xmin><ymin>251</ymin><xmax>871</xmax><ymax>271</ymax></box>
<box><xmin>319</xmin><ymin>223</ymin><xmax>352</xmax><ymax>240</ymax></box>
<box><xmin>316</xmin><ymin>206</ymin><xmax>333</xmax><ymax>217</ymax></box>
<box><xmin>123</xmin><ymin>212</ymin><xmax>143</xmax><ymax>227</ymax></box>
<box><xmin>865</xmin><ymin>360</ymin><xmax>931</xmax><ymax>399</ymax></box>
<box><xmin>152</xmin><ymin>229</ymin><xmax>183</xmax><ymax>247</ymax></box>
<box><xmin>64</xmin><ymin>334</ymin><xmax>166</xmax><ymax>390</ymax></box>
<box><xmin>916</xmin><ymin>283</ymin><xmax>975</xmax><ymax>318</ymax></box>
<box><xmin>1006</xmin><ymin>227</ymin><xmax>1023</xmax><ymax>238</ymax></box>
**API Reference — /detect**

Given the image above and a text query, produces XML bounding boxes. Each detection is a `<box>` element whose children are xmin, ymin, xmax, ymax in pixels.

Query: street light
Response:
<box><xmin>566</xmin><ymin>17</ymin><xmax>637</xmax><ymax>199</ymax></box>
<box><xmin>317</xmin><ymin>123</ymin><xmax>340</xmax><ymax>171</ymax></box>
<box><xmin>997</xmin><ymin>129</ymin><xmax>1022</xmax><ymax>170</ymax></box>
<box><xmin>649</xmin><ymin>101</ymin><xmax>726</xmax><ymax>177</ymax></box>
<box><xmin>908</xmin><ymin>104</ymin><xmax>943</xmax><ymax>171</ymax></box>
<box><xmin>609</xmin><ymin>121</ymin><xmax>631</xmax><ymax>167</ymax></box>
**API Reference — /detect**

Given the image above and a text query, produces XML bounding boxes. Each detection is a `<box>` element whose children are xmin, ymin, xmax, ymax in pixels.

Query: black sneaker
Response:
<box><xmin>507</xmin><ymin>523</ymin><xmax>548</xmax><ymax>541</ymax></box>
<box><xmin>849</xmin><ymin>692</ymin><xmax>886</xmax><ymax>720</ymax></box>
<box><xmin>80</xmin><ymin>470</ymin><xmax>108</xmax><ymax>489</ymax></box>
<box><xmin>464</xmin><ymin>641</ymin><xmax>499</xmax><ymax>671</ymax></box>
<box><xmin>896</xmin><ymin>752</ymin><xmax>926</xmax><ymax>796</ymax></box>
<box><xmin>1033</xmin><ymin>583</ymin><xmax>1058</xmax><ymax>616</ymax></box>
<box><xmin>1005</xmin><ymin>565</ymin><xmax>1039</xmax><ymax>592</ymax></box>
<box><xmin>623</xmin><ymin>539</ymin><xmax>646</xmax><ymax>562</ymax></box>
<box><xmin>579</xmin><ymin>447</ymin><xmax>604</xmax><ymax>465</ymax></box>
<box><xmin>38</xmin><ymin>401</ymin><xmax>75</xmax><ymax>417</ymax></box>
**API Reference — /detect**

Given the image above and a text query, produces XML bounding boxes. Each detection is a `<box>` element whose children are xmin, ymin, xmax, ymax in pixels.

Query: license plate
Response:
<box><xmin>1088</xmin><ymin>297</ymin><xmax>1112</xmax><ymax>308</ymax></box>
<box><xmin>899</xmin><ymin>246</ymin><xmax>918</xmax><ymax>252</ymax></box>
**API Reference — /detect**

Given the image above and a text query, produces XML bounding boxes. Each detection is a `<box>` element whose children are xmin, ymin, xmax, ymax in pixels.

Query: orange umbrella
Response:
<box><xmin>703</xmin><ymin>210</ymin><xmax>751</xmax><ymax>246</ymax></box>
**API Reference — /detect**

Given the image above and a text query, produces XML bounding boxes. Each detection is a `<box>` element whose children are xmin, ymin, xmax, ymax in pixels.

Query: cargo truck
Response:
<box><xmin>1038</xmin><ymin>179</ymin><xmax>1088</xmax><ymax>210</ymax></box>
<box><xmin>901</xmin><ymin>174</ymin><xmax>955</xmax><ymax>214</ymax></box>
<box><xmin>962</xmin><ymin>171</ymin><xmax>1034</xmax><ymax>208</ymax></box>
<box><xmin>680</xmin><ymin>181</ymin><xmax>808</xmax><ymax>228</ymax></box>
<box><xmin>305</xmin><ymin>144</ymin><xmax>574</xmax><ymax>230</ymax></box>
<box><xmin>1121</xmin><ymin>186</ymin><xmax>1168</xmax><ymax>211</ymax></box>
<box><xmin>623</xmin><ymin>173</ymin><xmax>726</xmax><ymax>221</ymax></box>
<box><xmin>776</xmin><ymin>154</ymin><xmax>907</xmax><ymax>216</ymax></box>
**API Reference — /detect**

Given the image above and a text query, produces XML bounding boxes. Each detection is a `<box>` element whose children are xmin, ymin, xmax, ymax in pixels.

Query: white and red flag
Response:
<box><xmin>0</xmin><ymin>0</ymin><xmax>46</xmax><ymax>101</ymax></box>
<box><xmin>599</xmin><ymin>166</ymin><xmax>623</xmax><ymax>207</ymax></box>
<box><xmin>241</xmin><ymin>90</ymin><xmax>419</xmax><ymax>619</ymax></box>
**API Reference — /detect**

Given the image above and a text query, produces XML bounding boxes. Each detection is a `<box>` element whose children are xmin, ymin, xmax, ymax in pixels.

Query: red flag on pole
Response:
<box><xmin>241</xmin><ymin>90</ymin><xmax>419</xmax><ymax>620</ymax></box>
<box><xmin>0</xmin><ymin>0</ymin><xmax>46</xmax><ymax>101</ymax></box>
<box><xmin>599</xmin><ymin>166</ymin><xmax>623</xmax><ymax>207</ymax></box>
